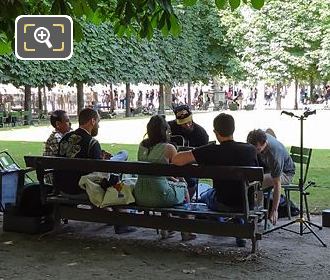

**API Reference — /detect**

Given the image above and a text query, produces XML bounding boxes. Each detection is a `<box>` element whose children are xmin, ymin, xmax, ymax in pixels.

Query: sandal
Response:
<box><xmin>160</xmin><ymin>230</ymin><xmax>175</xmax><ymax>239</ymax></box>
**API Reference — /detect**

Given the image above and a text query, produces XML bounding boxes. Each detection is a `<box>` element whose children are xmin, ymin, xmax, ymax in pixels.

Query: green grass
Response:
<box><xmin>0</xmin><ymin>141</ymin><xmax>329</xmax><ymax>213</ymax></box>
<box><xmin>0</xmin><ymin>141</ymin><xmax>139</xmax><ymax>163</ymax></box>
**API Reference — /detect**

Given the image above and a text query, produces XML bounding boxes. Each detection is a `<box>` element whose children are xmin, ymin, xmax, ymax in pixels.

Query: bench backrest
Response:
<box><xmin>24</xmin><ymin>156</ymin><xmax>263</xmax><ymax>215</ymax></box>
<box><xmin>24</xmin><ymin>156</ymin><xmax>263</xmax><ymax>182</ymax></box>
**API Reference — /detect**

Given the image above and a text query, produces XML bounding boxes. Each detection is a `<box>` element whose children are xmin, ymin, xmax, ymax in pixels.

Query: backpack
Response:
<box><xmin>3</xmin><ymin>183</ymin><xmax>54</xmax><ymax>234</ymax></box>
<box><xmin>18</xmin><ymin>183</ymin><xmax>54</xmax><ymax>217</ymax></box>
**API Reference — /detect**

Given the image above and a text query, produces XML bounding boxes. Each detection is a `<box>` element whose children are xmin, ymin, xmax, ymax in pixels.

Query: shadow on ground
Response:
<box><xmin>0</xmin><ymin>214</ymin><xmax>329</xmax><ymax>280</ymax></box>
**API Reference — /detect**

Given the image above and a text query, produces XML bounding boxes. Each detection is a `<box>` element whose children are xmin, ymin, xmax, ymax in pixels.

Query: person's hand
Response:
<box><xmin>168</xmin><ymin>176</ymin><xmax>179</xmax><ymax>182</ymax></box>
<box><xmin>101</xmin><ymin>150</ymin><xmax>112</xmax><ymax>159</ymax></box>
<box><xmin>269</xmin><ymin>209</ymin><xmax>278</xmax><ymax>225</ymax></box>
<box><xmin>177</xmin><ymin>177</ymin><xmax>187</xmax><ymax>183</ymax></box>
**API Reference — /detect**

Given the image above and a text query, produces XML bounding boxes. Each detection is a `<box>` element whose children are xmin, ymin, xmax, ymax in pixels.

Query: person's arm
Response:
<box><xmin>269</xmin><ymin>176</ymin><xmax>281</xmax><ymax>225</ymax></box>
<box><xmin>171</xmin><ymin>150</ymin><xmax>196</xmax><ymax>166</ymax></box>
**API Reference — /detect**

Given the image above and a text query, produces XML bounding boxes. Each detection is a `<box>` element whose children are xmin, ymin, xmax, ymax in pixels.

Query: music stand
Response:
<box><xmin>264</xmin><ymin>109</ymin><xmax>326</xmax><ymax>248</ymax></box>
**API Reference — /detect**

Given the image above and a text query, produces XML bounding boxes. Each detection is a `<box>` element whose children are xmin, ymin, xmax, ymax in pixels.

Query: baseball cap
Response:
<box><xmin>173</xmin><ymin>105</ymin><xmax>192</xmax><ymax>125</ymax></box>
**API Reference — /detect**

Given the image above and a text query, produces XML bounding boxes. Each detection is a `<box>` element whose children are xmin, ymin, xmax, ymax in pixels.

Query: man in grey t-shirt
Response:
<box><xmin>247</xmin><ymin>129</ymin><xmax>295</xmax><ymax>225</ymax></box>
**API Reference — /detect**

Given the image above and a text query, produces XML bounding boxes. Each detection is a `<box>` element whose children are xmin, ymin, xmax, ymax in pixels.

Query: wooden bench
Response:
<box><xmin>24</xmin><ymin>156</ymin><xmax>265</xmax><ymax>253</ymax></box>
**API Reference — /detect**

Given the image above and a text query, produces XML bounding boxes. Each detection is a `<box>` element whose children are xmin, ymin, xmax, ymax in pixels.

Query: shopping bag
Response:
<box><xmin>101</xmin><ymin>182</ymin><xmax>135</xmax><ymax>207</ymax></box>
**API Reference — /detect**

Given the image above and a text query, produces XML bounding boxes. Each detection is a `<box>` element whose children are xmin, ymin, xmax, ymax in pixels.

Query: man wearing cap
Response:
<box><xmin>168</xmin><ymin>105</ymin><xmax>209</xmax><ymax>199</ymax></box>
<box><xmin>168</xmin><ymin>105</ymin><xmax>209</xmax><ymax>147</ymax></box>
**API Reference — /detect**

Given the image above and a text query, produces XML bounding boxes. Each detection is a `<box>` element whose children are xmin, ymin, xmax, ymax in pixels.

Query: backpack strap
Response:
<box><xmin>87</xmin><ymin>138</ymin><xmax>98</xmax><ymax>157</ymax></box>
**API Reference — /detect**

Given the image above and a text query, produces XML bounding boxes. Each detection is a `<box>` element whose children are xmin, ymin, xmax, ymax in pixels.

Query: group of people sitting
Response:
<box><xmin>43</xmin><ymin>104</ymin><xmax>295</xmax><ymax>247</ymax></box>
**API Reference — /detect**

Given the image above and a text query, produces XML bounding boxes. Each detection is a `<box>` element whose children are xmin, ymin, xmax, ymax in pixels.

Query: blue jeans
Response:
<box><xmin>200</xmin><ymin>188</ymin><xmax>236</xmax><ymax>212</ymax></box>
<box><xmin>110</xmin><ymin>150</ymin><xmax>129</xmax><ymax>162</ymax></box>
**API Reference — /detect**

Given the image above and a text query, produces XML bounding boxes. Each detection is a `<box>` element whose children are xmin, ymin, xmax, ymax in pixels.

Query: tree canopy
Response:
<box><xmin>0</xmin><ymin>1</ymin><xmax>236</xmax><ymax>87</ymax></box>
<box><xmin>0</xmin><ymin>0</ymin><xmax>265</xmax><ymax>53</ymax></box>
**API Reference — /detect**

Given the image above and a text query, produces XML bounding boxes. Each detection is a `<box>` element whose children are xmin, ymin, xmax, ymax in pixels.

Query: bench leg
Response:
<box><xmin>264</xmin><ymin>190</ymin><xmax>271</xmax><ymax>230</ymax></box>
<box><xmin>251</xmin><ymin>237</ymin><xmax>259</xmax><ymax>253</ymax></box>
<box><xmin>38</xmin><ymin>204</ymin><xmax>61</xmax><ymax>239</ymax></box>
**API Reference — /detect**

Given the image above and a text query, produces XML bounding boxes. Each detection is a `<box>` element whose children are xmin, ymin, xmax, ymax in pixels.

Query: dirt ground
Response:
<box><xmin>0</xmin><ymin>214</ymin><xmax>329</xmax><ymax>280</ymax></box>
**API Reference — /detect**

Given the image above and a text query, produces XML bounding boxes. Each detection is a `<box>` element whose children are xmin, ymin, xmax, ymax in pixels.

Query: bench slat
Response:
<box><xmin>47</xmin><ymin>196</ymin><xmax>253</xmax><ymax>218</ymax></box>
<box><xmin>58</xmin><ymin>205</ymin><xmax>259</xmax><ymax>239</ymax></box>
<box><xmin>25</xmin><ymin>156</ymin><xmax>264</xmax><ymax>182</ymax></box>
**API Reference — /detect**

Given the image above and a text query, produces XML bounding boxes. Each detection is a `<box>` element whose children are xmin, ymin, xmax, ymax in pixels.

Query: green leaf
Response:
<box><xmin>169</xmin><ymin>14</ymin><xmax>181</xmax><ymax>37</ymax></box>
<box><xmin>86</xmin><ymin>0</ymin><xmax>98</xmax><ymax>11</ymax></box>
<box><xmin>117</xmin><ymin>24</ymin><xmax>127</xmax><ymax>37</ymax></box>
<box><xmin>0</xmin><ymin>40</ymin><xmax>12</xmax><ymax>55</ymax></box>
<box><xmin>215</xmin><ymin>0</ymin><xmax>227</xmax><ymax>10</ymax></box>
<box><xmin>90</xmin><ymin>10</ymin><xmax>102</xmax><ymax>25</ymax></box>
<box><xmin>251</xmin><ymin>0</ymin><xmax>264</xmax><ymax>10</ymax></box>
<box><xmin>157</xmin><ymin>11</ymin><xmax>166</xmax><ymax>29</ymax></box>
<box><xmin>147</xmin><ymin>0</ymin><xmax>156</xmax><ymax>11</ymax></box>
<box><xmin>183</xmin><ymin>0</ymin><xmax>198</xmax><ymax>6</ymax></box>
<box><xmin>51</xmin><ymin>0</ymin><xmax>61</xmax><ymax>14</ymax></box>
<box><xmin>115</xmin><ymin>0</ymin><xmax>126</xmax><ymax>16</ymax></box>
<box><xmin>158</xmin><ymin>0</ymin><xmax>174</xmax><ymax>13</ymax></box>
<box><xmin>73</xmin><ymin>21</ymin><xmax>84</xmax><ymax>42</ymax></box>
<box><xmin>161</xmin><ymin>25</ymin><xmax>169</xmax><ymax>36</ymax></box>
<box><xmin>151</xmin><ymin>9</ymin><xmax>161</xmax><ymax>28</ymax></box>
<box><xmin>229</xmin><ymin>0</ymin><xmax>240</xmax><ymax>10</ymax></box>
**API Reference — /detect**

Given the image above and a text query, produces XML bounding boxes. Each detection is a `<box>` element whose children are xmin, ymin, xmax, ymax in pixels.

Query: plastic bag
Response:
<box><xmin>101</xmin><ymin>182</ymin><xmax>135</xmax><ymax>207</ymax></box>
<box><xmin>79</xmin><ymin>173</ymin><xmax>135</xmax><ymax>208</ymax></box>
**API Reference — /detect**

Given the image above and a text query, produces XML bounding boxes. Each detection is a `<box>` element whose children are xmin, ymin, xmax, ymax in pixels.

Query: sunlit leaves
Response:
<box><xmin>229</xmin><ymin>0</ymin><xmax>241</xmax><ymax>10</ymax></box>
<box><xmin>183</xmin><ymin>0</ymin><xmax>198</xmax><ymax>6</ymax></box>
<box><xmin>215</xmin><ymin>0</ymin><xmax>227</xmax><ymax>9</ymax></box>
<box><xmin>251</xmin><ymin>0</ymin><xmax>265</xmax><ymax>10</ymax></box>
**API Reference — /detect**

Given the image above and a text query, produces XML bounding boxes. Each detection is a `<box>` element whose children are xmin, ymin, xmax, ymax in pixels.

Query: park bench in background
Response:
<box><xmin>24</xmin><ymin>156</ymin><xmax>265</xmax><ymax>253</ymax></box>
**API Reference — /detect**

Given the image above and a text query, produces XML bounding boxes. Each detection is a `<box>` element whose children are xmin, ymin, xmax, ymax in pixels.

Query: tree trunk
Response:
<box><xmin>125</xmin><ymin>83</ymin><xmax>130</xmax><ymax>117</ymax></box>
<box><xmin>43</xmin><ymin>86</ymin><xmax>47</xmax><ymax>113</ymax></box>
<box><xmin>294</xmin><ymin>79</ymin><xmax>298</xmax><ymax>110</ymax></box>
<box><xmin>309</xmin><ymin>76</ymin><xmax>315</xmax><ymax>101</ymax></box>
<box><xmin>76</xmin><ymin>82</ymin><xmax>84</xmax><ymax>116</ymax></box>
<box><xmin>187</xmin><ymin>82</ymin><xmax>191</xmax><ymax>106</ymax></box>
<box><xmin>276</xmin><ymin>83</ymin><xmax>281</xmax><ymax>110</ymax></box>
<box><xmin>164</xmin><ymin>84</ymin><xmax>172</xmax><ymax>108</ymax></box>
<box><xmin>109</xmin><ymin>83</ymin><xmax>114</xmax><ymax>111</ymax></box>
<box><xmin>158</xmin><ymin>83</ymin><xmax>165</xmax><ymax>115</ymax></box>
<box><xmin>38</xmin><ymin>86</ymin><xmax>42</xmax><ymax>115</ymax></box>
<box><xmin>24</xmin><ymin>85</ymin><xmax>32</xmax><ymax>124</ymax></box>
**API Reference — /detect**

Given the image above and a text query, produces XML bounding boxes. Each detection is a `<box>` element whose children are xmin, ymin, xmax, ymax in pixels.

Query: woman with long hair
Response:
<box><xmin>134</xmin><ymin>115</ymin><xmax>195</xmax><ymax>240</ymax></box>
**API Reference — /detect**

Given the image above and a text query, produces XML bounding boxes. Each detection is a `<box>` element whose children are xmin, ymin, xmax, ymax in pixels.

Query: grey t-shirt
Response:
<box><xmin>260</xmin><ymin>134</ymin><xmax>295</xmax><ymax>178</ymax></box>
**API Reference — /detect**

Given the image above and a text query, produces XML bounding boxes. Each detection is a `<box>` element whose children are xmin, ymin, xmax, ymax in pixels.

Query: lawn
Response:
<box><xmin>0</xmin><ymin>141</ymin><xmax>329</xmax><ymax>213</ymax></box>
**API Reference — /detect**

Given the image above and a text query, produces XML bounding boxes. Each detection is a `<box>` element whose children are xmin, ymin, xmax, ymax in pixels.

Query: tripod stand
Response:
<box><xmin>264</xmin><ymin>109</ymin><xmax>327</xmax><ymax>247</ymax></box>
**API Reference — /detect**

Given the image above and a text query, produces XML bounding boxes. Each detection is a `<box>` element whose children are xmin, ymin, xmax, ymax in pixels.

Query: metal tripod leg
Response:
<box><xmin>303</xmin><ymin>221</ymin><xmax>327</xmax><ymax>247</ymax></box>
<box><xmin>305</xmin><ymin>220</ymin><xmax>322</xmax><ymax>230</ymax></box>
<box><xmin>274</xmin><ymin>111</ymin><xmax>327</xmax><ymax>248</ymax></box>
<box><xmin>263</xmin><ymin>219</ymin><xmax>296</xmax><ymax>235</ymax></box>
<box><xmin>264</xmin><ymin>218</ymin><xmax>326</xmax><ymax>247</ymax></box>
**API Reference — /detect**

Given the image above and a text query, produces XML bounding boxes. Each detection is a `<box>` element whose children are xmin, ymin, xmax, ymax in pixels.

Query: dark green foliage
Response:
<box><xmin>0</xmin><ymin>0</ymin><xmax>267</xmax><ymax>52</ymax></box>
<box><xmin>0</xmin><ymin>2</ymin><xmax>237</xmax><ymax>87</ymax></box>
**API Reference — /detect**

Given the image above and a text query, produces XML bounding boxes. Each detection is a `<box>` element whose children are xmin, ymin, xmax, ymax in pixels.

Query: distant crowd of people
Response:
<box><xmin>1</xmin><ymin>82</ymin><xmax>330</xmax><ymax>118</ymax></box>
<box><xmin>300</xmin><ymin>85</ymin><xmax>330</xmax><ymax>106</ymax></box>
<box><xmin>224</xmin><ymin>87</ymin><xmax>257</xmax><ymax>110</ymax></box>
